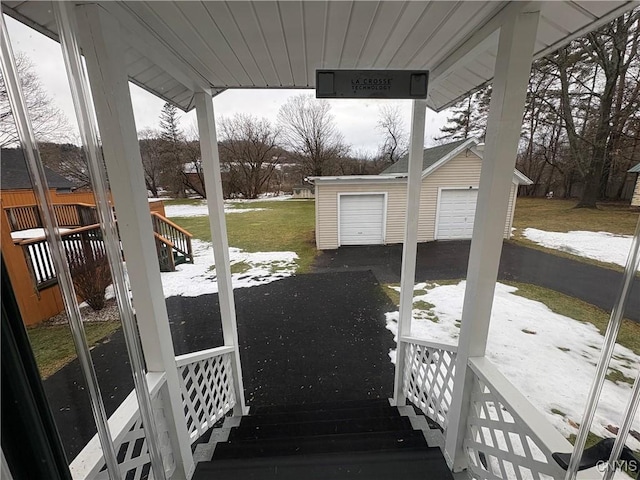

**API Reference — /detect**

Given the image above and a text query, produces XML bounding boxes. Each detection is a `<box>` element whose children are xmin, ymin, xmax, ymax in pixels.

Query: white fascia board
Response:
<box><xmin>309</xmin><ymin>175</ymin><xmax>407</xmax><ymax>183</ymax></box>
<box><xmin>421</xmin><ymin>137</ymin><xmax>480</xmax><ymax>179</ymax></box>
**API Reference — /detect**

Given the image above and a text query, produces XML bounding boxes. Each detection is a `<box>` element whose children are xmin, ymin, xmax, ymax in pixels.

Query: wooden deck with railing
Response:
<box><xmin>6</xmin><ymin>203</ymin><xmax>193</xmax><ymax>291</ymax></box>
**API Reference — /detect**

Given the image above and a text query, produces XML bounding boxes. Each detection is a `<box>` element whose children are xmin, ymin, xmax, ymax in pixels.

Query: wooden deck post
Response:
<box><xmin>195</xmin><ymin>91</ymin><xmax>247</xmax><ymax>415</ymax></box>
<box><xmin>74</xmin><ymin>5</ymin><xmax>194</xmax><ymax>478</ymax></box>
<box><xmin>444</xmin><ymin>8</ymin><xmax>540</xmax><ymax>472</ymax></box>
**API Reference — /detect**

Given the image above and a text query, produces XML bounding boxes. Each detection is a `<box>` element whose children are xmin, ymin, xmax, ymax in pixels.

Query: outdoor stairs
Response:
<box><xmin>192</xmin><ymin>399</ymin><xmax>455</xmax><ymax>480</ymax></box>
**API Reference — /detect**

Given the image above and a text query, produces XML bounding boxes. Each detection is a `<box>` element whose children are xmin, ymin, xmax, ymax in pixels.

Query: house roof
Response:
<box><xmin>1</xmin><ymin>148</ymin><xmax>77</xmax><ymax>191</ymax></box>
<box><xmin>312</xmin><ymin>137</ymin><xmax>533</xmax><ymax>185</ymax></box>
<box><xmin>629</xmin><ymin>163</ymin><xmax>640</xmax><ymax>174</ymax></box>
<box><xmin>3</xmin><ymin>2</ymin><xmax>636</xmax><ymax>112</ymax></box>
<box><xmin>381</xmin><ymin>138</ymin><xmax>473</xmax><ymax>175</ymax></box>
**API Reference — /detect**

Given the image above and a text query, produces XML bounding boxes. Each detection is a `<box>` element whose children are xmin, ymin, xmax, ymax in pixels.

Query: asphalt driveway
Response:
<box><xmin>44</xmin><ymin>271</ymin><xmax>396</xmax><ymax>461</ymax></box>
<box><xmin>312</xmin><ymin>240</ymin><xmax>640</xmax><ymax>322</ymax></box>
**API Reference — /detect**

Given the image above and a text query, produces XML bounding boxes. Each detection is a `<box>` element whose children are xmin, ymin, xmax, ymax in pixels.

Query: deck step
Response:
<box><xmin>193</xmin><ymin>449</ymin><xmax>453</xmax><ymax>480</ymax></box>
<box><xmin>214</xmin><ymin>429</ymin><xmax>429</xmax><ymax>459</ymax></box>
<box><xmin>228</xmin><ymin>416</ymin><xmax>412</xmax><ymax>442</ymax></box>
<box><xmin>250</xmin><ymin>398</ymin><xmax>390</xmax><ymax>416</ymax></box>
<box><xmin>239</xmin><ymin>405</ymin><xmax>400</xmax><ymax>427</ymax></box>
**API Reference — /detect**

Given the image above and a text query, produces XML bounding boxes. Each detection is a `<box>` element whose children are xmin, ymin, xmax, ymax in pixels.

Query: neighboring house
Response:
<box><xmin>629</xmin><ymin>163</ymin><xmax>640</xmax><ymax>207</ymax></box>
<box><xmin>2</xmin><ymin>147</ymin><xmax>77</xmax><ymax>195</ymax></box>
<box><xmin>312</xmin><ymin>138</ymin><xmax>532</xmax><ymax>250</ymax></box>
<box><xmin>292</xmin><ymin>185</ymin><xmax>314</xmax><ymax>199</ymax></box>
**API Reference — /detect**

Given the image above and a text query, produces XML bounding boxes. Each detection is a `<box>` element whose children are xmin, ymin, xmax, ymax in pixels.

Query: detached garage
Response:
<box><xmin>312</xmin><ymin>138</ymin><xmax>532</xmax><ymax>250</ymax></box>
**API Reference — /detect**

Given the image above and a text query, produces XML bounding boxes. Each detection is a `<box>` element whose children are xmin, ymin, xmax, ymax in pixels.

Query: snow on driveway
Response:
<box><xmin>386</xmin><ymin>281</ymin><xmax>640</xmax><ymax>453</ymax></box>
<box><xmin>523</xmin><ymin>228</ymin><xmax>636</xmax><ymax>268</ymax></box>
<box><xmin>160</xmin><ymin>239</ymin><xmax>297</xmax><ymax>297</ymax></box>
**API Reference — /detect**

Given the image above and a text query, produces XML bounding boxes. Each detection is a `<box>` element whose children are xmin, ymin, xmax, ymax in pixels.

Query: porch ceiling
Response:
<box><xmin>3</xmin><ymin>1</ymin><xmax>638</xmax><ymax>112</ymax></box>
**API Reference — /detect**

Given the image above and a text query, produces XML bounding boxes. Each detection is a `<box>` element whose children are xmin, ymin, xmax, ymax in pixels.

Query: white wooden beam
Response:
<box><xmin>429</xmin><ymin>2</ymin><xmax>535</xmax><ymax>88</ymax></box>
<box><xmin>74</xmin><ymin>5</ymin><xmax>194</xmax><ymax>478</ymax></box>
<box><xmin>98</xmin><ymin>2</ymin><xmax>211</xmax><ymax>97</ymax></box>
<box><xmin>195</xmin><ymin>91</ymin><xmax>247</xmax><ymax>416</ymax></box>
<box><xmin>444</xmin><ymin>8</ymin><xmax>541</xmax><ymax>472</ymax></box>
<box><xmin>392</xmin><ymin>99</ymin><xmax>428</xmax><ymax>406</ymax></box>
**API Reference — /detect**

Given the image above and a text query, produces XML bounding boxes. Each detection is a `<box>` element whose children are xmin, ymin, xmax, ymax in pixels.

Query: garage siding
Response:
<box><xmin>315</xmin><ymin>150</ymin><xmax>518</xmax><ymax>249</ymax></box>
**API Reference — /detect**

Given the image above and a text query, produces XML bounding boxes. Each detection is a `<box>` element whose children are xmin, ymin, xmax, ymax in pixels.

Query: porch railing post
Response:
<box><xmin>194</xmin><ymin>91</ymin><xmax>247</xmax><ymax>416</ymax></box>
<box><xmin>74</xmin><ymin>4</ymin><xmax>194</xmax><ymax>478</ymax></box>
<box><xmin>443</xmin><ymin>8</ymin><xmax>540</xmax><ymax>472</ymax></box>
<box><xmin>393</xmin><ymin>99</ymin><xmax>428</xmax><ymax>407</ymax></box>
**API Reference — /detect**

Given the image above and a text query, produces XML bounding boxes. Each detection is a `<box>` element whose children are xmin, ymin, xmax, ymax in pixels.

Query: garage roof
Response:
<box><xmin>1</xmin><ymin>148</ymin><xmax>77</xmax><ymax>191</ymax></box>
<box><xmin>3</xmin><ymin>1</ymin><xmax>637</xmax><ymax>112</ymax></box>
<box><xmin>629</xmin><ymin>163</ymin><xmax>640</xmax><ymax>173</ymax></box>
<box><xmin>381</xmin><ymin>138</ymin><xmax>474</xmax><ymax>174</ymax></box>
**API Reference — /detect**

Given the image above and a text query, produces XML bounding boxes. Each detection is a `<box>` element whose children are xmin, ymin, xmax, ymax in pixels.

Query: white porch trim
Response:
<box><xmin>393</xmin><ymin>98</ymin><xmax>428</xmax><ymax>406</ymax></box>
<box><xmin>75</xmin><ymin>5</ymin><xmax>194</xmax><ymax>478</ymax></box>
<box><xmin>195</xmin><ymin>91</ymin><xmax>247</xmax><ymax>416</ymax></box>
<box><xmin>444</xmin><ymin>7</ymin><xmax>541</xmax><ymax>472</ymax></box>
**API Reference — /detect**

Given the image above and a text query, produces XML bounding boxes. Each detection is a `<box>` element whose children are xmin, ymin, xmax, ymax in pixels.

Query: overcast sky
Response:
<box><xmin>5</xmin><ymin>14</ymin><xmax>449</xmax><ymax>154</ymax></box>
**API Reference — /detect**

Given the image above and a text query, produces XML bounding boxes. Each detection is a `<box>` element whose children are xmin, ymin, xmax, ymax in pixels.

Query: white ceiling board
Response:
<box><xmin>339</xmin><ymin>1</ymin><xmax>380</xmax><ymax>70</ymax></box>
<box><xmin>4</xmin><ymin>0</ymin><xmax>638</xmax><ymax>113</ymax></box>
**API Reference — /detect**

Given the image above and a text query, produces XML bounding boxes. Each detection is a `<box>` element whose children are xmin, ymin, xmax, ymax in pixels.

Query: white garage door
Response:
<box><xmin>339</xmin><ymin>194</ymin><xmax>385</xmax><ymax>245</ymax></box>
<box><xmin>437</xmin><ymin>188</ymin><xmax>478</xmax><ymax>240</ymax></box>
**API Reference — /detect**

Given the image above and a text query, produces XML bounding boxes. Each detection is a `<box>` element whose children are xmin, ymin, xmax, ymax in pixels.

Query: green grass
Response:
<box><xmin>512</xmin><ymin>198</ymin><xmax>638</xmax><ymax>271</ymax></box>
<box><xmin>170</xmin><ymin>200</ymin><xmax>317</xmax><ymax>273</ymax></box>
<box><xmin>27</xmin><ymin>321</ymin><xmax>121</xmax><ymax>379</ymax></box>
<box><xmin>607</xmin><ymin>368</ymin><xmax>635</xmax><ymax>386</ymax></box>
<box><xmin>230</xmin><ymin>261</ymin><xmax>251</xmax><ymax>274</ymax></box>
<box><xmin>507</xmin><ymin>281</ymin><xmax>640</xmax><ymax>356</ymax></box>
<box><xmin>513</xmin><ymin>198</ymin><xmax>638</xmax><ymax>235</ymax></box>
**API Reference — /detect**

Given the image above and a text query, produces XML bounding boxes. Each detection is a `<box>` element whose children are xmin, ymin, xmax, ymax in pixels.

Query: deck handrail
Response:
<box><xmin>401</xmin><ymin>336</ymin><xmax>458</xmax><ymax>353</ymax></box>
<box><xmin>465</xmin><ymin>356</ymin><xmax>572</xmax><ymax>479</ymax></box>
<box><xmin>69</xmin><ymin>373</ymin><xmax>169</xmax><ymax>480</ymax></box>
<box><xmin>17</xmin><ymin>223</ymin><xmax>103</xmax><ymax>246</ymax></box>
<box><xmin>150</xmin><ymin>212</ymin><xmax>193</xmax><ymax>264</ymax></box>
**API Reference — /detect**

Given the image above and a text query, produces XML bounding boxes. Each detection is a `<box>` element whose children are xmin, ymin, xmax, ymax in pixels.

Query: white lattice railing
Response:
<box><xmin>401</xmin><ymin>336</ymin><xmax>457</xmax><ymax>430</ymax></box>
<box><xmin>176</xmin><ymin>346</ymin><xmax>236</xmax><ymax>444</ymax></box>
<box><xmin>465</xmin><ymin>357</ymin><xmax>573</xmax><ymax>480</ymax></box>
<box><xmin>70</xmin><ymin>373</ymin><xmax>175</xmax><ymax>480</ymax></box>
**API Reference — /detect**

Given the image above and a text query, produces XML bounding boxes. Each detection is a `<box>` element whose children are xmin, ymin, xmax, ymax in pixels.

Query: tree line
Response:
<box><xmin>437</xmin><ymin>8</ymin><xmax>640</xmax><ymax>208</ymax></box>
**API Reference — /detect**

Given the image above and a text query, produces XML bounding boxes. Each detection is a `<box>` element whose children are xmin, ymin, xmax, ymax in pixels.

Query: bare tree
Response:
<box><xmin>377</xmin><ymin>105</ymin><xmax>408</xmax><ymax>167</ymax></box>
<box><xmin>138</xmin><ymin>128</ymin><xmax>164</xmax><ymax>197</ymax></box>
<box><xmin>181</xmin><ymin>125</ymin><xmax>206</xmax><ymax>198</ymax></box>
<box><xmin>1</xmin><ymin>52</ymin><xmax>69</xmax><ymax>147</ymax></box>
<box><xmin>277</xmin><ymin>94</ymin><xmax>349</xmax><ymax>176</ymax></box>
<box><xmin>38</xmin><ymin>141</ymin><xmax>91</xmax><ymax>189</ymax></box>
<box><xmin>219</xmin><ymin>114</ymin><xmax>282</xmax><ymax>199</ymax></box>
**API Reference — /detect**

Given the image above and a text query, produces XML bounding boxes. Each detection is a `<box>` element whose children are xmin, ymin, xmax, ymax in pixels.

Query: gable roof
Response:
<box><xmin>379</xmin><ymin>137</ymin><xmax>532</xmax><ymax>185</ymax></box>
<box><xmin>1</xmin><ymin>148</ymin><xmax>77</xmax><ymax>191</ymax></box>
<box><xmin>381</xmin><ymin>138</ymin><xmax>478</xmax><ymax>175</ymax></box>
<box><xmin>629</xmin><ymin>163</ymin><xmax>640</xmax><ymax>174</ymax></box>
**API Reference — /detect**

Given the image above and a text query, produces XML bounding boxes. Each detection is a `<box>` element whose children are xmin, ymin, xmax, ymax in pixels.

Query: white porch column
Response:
<box><xmin>194</xmin><ymin>92</ymin><xmax>247</xmax><ymax>415</ymax></box>
<box><xmin>393</xmin><ymin>99</ymin><xmax>428</xmax><ymax>406</ymax></box>
<box><xmin>74</xmin><ymin>5</ymin><xmax>194</xmax><ymax>479</ymax></box>
<box><xmin>444</xmin><ymin>9</ymin><xmax>540</xmax><ymax>471</ymax></box>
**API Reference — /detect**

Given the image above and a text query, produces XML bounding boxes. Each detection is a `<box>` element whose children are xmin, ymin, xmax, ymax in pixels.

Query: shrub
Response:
<box><xmin>69</xmin><ymin>250</ymin><xmax>112</xmax><ymax>311</ymax></box>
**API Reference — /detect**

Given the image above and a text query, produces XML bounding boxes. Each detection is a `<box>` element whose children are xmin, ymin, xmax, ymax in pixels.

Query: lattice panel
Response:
<box><xmin>178</xmin><ymin>352</ymin><xmax>236</xmax><ymax>443</ymax></box>
<box><xmin>403</xmin><ymin>343</ymin><xmax>456</xmax><ymax>429</ymax></box>
<box><xmin>91</xmin><ymin>388</ymin><xmax>175</xmax><ymax>480</ymax></box>
<box><xmin>465</xmin><ymin>376</ymin><xmax>564</xmax><ymax>480</ymax></box>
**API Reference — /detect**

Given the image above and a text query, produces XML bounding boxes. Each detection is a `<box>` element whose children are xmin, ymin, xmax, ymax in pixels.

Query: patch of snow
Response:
<box><xmin>385</xmin><ymin>281</ymin><xmax>640</xmax><ymax>453</ymax></box>
<box><xmin>164</xmin><ymin>201</ymin><xmax>265</xmax><ymax>218</ymax></box>
<box><xmin>160</xmin><ymin>239</ymin><xmax>297</xmax><ymax>297</ymax></box>
<box><xmin>228</xmin><ymin>194</ymin><xmax>293</xmax><ymax>203</ymax></box>
<box><xmin>523</xmin><ymin>228</ymin><xmax>636</xmax><ymax>269</ymax></box>
<box><xmin>10</xmin><ymin>228</ymin><xmax>72</xmax><ymax>240</ymax></box>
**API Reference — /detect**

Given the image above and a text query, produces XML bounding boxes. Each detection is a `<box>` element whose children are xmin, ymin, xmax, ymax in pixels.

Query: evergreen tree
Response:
<box><xmin>159</xmin><ymin>102</ymin><xmax>186</xmax><ymax>196</ymax></box>
<box><xmin>436</xmin><ymin>87</ymin><xmax>491</xmax><ymax>142</ymax></box>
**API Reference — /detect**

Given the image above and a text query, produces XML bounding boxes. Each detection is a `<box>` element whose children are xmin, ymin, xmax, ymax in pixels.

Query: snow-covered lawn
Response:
<box><xmin>160</xmin><ymin>239</ymin><xmax>297</xmax><ymax>297</ymax></box>
<box><xmin>386</xmin><ymin>281</ymin><xmax>640</xmax><ymax>453</ymax></box>
<box><xmin>161</xmin><ymin>197</ymin><xmax>299</xmax><ymax>296</ymax></box>
<box><xmin>164</xmin><ymin>201</ymin><xmax>265</xmax><ymax>218</ymax></box>
<box><xmin>522</xmin><ymin>228</ymin><xmax>635</xmax><ymax>268</ymax></box>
